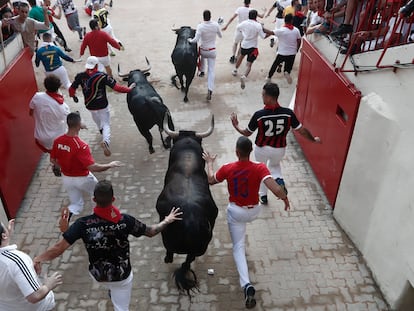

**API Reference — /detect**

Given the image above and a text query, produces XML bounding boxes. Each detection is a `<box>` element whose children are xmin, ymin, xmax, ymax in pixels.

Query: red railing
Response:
<box><xmin>320</xmin><ymin>0</ymin><xmax>414</xmax><ymax>72</ymax></box>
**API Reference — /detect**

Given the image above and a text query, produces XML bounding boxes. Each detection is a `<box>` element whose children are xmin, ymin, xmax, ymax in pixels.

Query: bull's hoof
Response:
<box><xmin>149</xmin><ymin>147</ymin><xmax>155</xmax><ymax>154</ymax></box>
<box><xmin>184</xmin><ymin>97</ymin><xmax>188</xmax><ymax>103</ymax></box>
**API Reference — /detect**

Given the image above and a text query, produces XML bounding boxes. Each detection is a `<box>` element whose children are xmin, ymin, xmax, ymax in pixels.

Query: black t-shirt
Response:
<box><xmin>247</xmin><ymin>106</ymin><xmax>301</xmax><ymax>148</ymax></box>
<box><xmin>71</xmin><ymin>71</ymin><xmax>117</xmax><ymax>110</ymax></box>
<box><xmin>63</xmin><ymin>213</ymin><xmax>146</xmax><ymax>282</ymax></box>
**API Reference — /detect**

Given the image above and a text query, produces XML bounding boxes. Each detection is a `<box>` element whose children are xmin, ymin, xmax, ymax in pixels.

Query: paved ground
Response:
<box><xmin>10</xmin><ymin>0</ymin><xmax>391</xmax><ymax>310</ymax></box>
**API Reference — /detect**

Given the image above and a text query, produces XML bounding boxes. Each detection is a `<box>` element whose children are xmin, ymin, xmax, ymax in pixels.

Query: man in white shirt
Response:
<box><xmin>264</xmin><ymin>13</ymin><xmax>301</xmax><ymax>84</ymax></box>
<box><xmin>232</xmin><ymin>9</ymin><xmax>266</xmax><ymax>89</ymax></box>
<box><xmin>222</xmin><ymin>0</ymin><xmax>255</xmax><ymax>64</ymax></box>
<box><xmin>188</xmin><ymin>10</ymin><xmax>222</xmax><ymax>101</ymax></box>
<box><xmin>0</xmin><ymin>220</ymin><xmax>62</xmax><ymax>311</ymax></box>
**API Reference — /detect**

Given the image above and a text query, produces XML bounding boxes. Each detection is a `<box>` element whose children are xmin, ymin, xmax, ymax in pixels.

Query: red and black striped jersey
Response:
<box><xmin>247</xmin><ymin>106</ymin><xmax>301</xmax><ymax>148</ymax></box>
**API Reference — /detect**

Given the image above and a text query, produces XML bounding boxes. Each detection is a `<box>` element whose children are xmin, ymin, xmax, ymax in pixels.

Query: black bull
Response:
<box><xmin>156</xmin><ymin>114</ymin><xmax>218</xmax><ymax>296</ymax></box>
<box><xmin>171</xmin><ymin>26</ymin><xmax>197</xmax><ymax>103</ymax></box>
<box><xmin>118</xmin><ymin>62</ymin><xmax>175</xmax><ymax>154</ymax></box>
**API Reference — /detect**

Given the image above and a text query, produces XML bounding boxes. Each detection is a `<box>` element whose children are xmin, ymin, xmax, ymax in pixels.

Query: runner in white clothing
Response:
<box><xmin>232</xmin><ymin>9</ymin><xmax>266</xmax><ymax>89</ymax></box>
<box><xmin>222</xmin><ymin>0</ymin><xmax>265</xmax><ymax>63</ymax></box>
<box><xmin>264</xmin><ymin>14</ymin><xmax>301</xmax><ymax>84</ymax></box>
<box><xmin>188</xmin><ymin>10</ymin><xmax>222</xmax><ymax>101</ymax></box>
<box><xmin>29</xmin><ymin>75</ymin><xmax>71</xmax><ymax>176</ymax></box>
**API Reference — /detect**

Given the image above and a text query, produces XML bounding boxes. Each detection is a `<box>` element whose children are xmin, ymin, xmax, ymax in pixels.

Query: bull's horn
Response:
<box><xmin>117</xmin><ymin>64</ymin><xmax>129</xmax><ymax>78</ymax></box>
<box><xmin>163</xmin><ymin>112</ymin><xmax>178</xmax><ymax>138</ymax></box>
<box><xmin>171</xmin><ymin>24</ymin><xmax>179</xmax><ymax>32</ymax></box>
<box><xmin>140</xmin><ymin>57</ymin><xmax>151</xmax><ymax>74</ymax></box>
<box><xmin>196</xmin><ymin>115</ymin><xmax>214</xmax><ymax>138</ymax></box>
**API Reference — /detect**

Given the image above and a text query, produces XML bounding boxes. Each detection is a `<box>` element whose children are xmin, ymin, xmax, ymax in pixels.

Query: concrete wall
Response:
<box><xmin>307</xmin><ymin>35</ymin><xmax>414</xmax><ymax>309</ymax></box>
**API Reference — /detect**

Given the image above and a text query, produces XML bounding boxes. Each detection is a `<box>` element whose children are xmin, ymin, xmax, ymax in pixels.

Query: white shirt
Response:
<box><xmin>0</xmin><ymin>245</ymin><xmax>55</xmax><ymax>311</ymax></box>
<box><xmin>273</xmin><ymin>25</ymin><xmax>302</xmax><ymax>55</ymax></box>
<box><xmin>190</xmin><ymin>21</ymin><xmax>222</xmax><ymax>50</ymax></box>
<box><xmin>235</xmin><ymin>6</ymin><xmax>251</xmax><ymax>23</ymax></box>
<box><xmin>236</xmin><ymin>19</ymin><xmax>266</xmax><ymax>49</ymax></box>
<box><xmin>29</xmin><ymin>92</ymin><xmax>70</xmax><ymax>150</ymax></box>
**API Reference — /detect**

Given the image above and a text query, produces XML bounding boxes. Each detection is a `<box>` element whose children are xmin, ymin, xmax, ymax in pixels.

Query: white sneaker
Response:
<box><xmin>284</xmin><ymin>72</ymin><xmax>292</xmax><ymax>84</ymax></box>
<box><xmin>265</xmin><ymin>77</ymin><xmax>271</xmax><ymax>83</ymax></box>
<box><xmin>240</xmin><ymin>75</ymin><xmax>246</xmax><ymax>89</ymax></box>
<box><xmin>232</xmin><ymin>69</ymin><xmax>238</xmax><ymax>76</ymax></box>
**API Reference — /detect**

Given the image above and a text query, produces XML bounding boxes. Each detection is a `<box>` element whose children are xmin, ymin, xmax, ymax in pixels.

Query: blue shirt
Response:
<box><xmin>35</xmin><ymin>44</ymin><xmax>74</xmax><ymax>72</ymax></box>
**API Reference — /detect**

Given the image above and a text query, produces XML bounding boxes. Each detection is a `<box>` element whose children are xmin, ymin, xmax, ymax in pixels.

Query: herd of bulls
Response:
<box><xmin>118</xmin><ymin>27</ymin><xmax>217</xmax><ymax>296</ymax></box>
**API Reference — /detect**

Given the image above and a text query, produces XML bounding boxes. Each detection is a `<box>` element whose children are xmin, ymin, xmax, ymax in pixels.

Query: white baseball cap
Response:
<box><xmin>85</xmin><ymin>56</ymin><xmax>99</xmax><ymax>69</ymax></box>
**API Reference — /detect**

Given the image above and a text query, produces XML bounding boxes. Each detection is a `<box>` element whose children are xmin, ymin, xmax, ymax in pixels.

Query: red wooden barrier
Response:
<box><xmin>0</xmin><ymin>48</ymin><xmax>41</xmax><ymax>218</ymax></box>
<box><xmin>294</xmin><ymin>39</ymin><xmax>361</xmax><ymax>207</ymax></box>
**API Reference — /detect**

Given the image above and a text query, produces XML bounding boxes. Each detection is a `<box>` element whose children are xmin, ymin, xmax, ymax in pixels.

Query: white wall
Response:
<box><xmin>308</xmin><ymin>35</ymin><xmax>414</xmax><ymax>309</ymax></box>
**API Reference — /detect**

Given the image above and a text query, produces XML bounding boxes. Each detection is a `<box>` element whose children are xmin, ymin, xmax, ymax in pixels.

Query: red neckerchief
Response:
<box><xmin>46</xmin><ymin>91</ymin><xmax>64</xmax><ymax>104</ymax></box>
<box><xmin>264</xmin><ymin>103</ymin><xmax>281</xmax><ymax>111</ymax></box>
<box><xmin>93</xmin><ymin>205</ymin><xmax>122</xmax><ymax>223</ymax></box>
<box><xmin>317</xmin><ymin>10</ymin><xmax>325</xmax><ymax>17</ymax></box>
<box><xmin>284</xmin><ymin>24</ymin><xmax>294</xmax><ymax>30</ymax></box>
<box><xmin>295</xmin><ymin>11</ymin><xmax>305</xmax><ymax>18</ymax></box>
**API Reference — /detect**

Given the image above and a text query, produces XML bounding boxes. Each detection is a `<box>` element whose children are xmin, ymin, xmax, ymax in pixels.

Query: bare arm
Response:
<box><xmin>88</xmin><ymin>161</ymin><xmax>123</xmax><ymax>173</ymax></box>
<box><xmin>145</xmin><ymin>207</ymin><xmax>183</xmax><ymax>237</ymax></box>
<box><xmin>230</xmin><ymin>112</ymin><xmax>252</xmax><ymax>137</ymax></box>
<box><xmin>202</xmin><ymin>151</ymin><xmax>219</xmax><ymax>185</ymax></box>
<box><xmin>26</xmin><ymin>272</ymin><xmax>62</xmax><ymax>304</ymax></box>
<box><xmin>297</xmin><ymin>127</ymin><xmax>321</xmax><ymax>143</ymax></box>
<box><xmin>222</xmin><ymin>13</ymin><xmax>237</xmax><ymax>31</ymax></box>
<box><xmin>33</xmin><ymin>239</ymin><xmax>71</xmax><ymax>273</ymax></box>
<box><xmin>266</xmin><ymin>6</ymin><xmax>275</xmax><ymax>18</ymax></box>
<box><xmin>263</xmin><ymin>177</ymin><xmax>290</xmax><ymax>210</ymax></box>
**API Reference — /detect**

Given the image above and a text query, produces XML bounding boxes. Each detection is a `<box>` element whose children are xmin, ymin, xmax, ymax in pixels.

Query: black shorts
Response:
<box><xmin>241</xmin><ymin>47</ymin><xmax>259</xmax><ymax>63</ymax></box>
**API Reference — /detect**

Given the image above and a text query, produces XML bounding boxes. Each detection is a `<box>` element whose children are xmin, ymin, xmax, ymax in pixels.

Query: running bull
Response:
<box><xmin>156</xmin><ymin>114</ymin><xmax>218</xmax><ymax>296</ymax></box>
<box><xmin>118</xmin><ymin>59</ymin><xmax>175</xmax><ymax>154</ymax></box>
<box><xmin>171</xmin><ymin>26</ymin><xmax>197</xmax><ymax>102</ymax></box>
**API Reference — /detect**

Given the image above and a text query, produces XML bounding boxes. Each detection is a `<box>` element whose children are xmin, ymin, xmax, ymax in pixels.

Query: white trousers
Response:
<box><xmin>45</xmin><ymin>65</ymin><xmax>71</xmax><ymax>89</ymax></box>
<box><xmin>254</xmin><ymin>145</ymin><xmax>286</xmax><ymax>196</ymax></box>
<box><xmin>97</xmin><ymin>272</ymin><xmax>133</xmax><ymax>311</ymax></box>
<box><xmin>227</xmin><ymin>202</ymin><xmax>262</xmax><ymax>288</ymax></box>
<box><xmin>62</xmin><ymin>172</ymin><xmax>98</xmax><ymax>215</ymax></box>
<box><xmin>89</xmin><ymin>106</ymin><xmax>111</xmax><ymax>144</ymax></box>
<box><xmin>199</xmin><ymin>49</ymin><xmax>216</xmax><ymax>92</ymax></box>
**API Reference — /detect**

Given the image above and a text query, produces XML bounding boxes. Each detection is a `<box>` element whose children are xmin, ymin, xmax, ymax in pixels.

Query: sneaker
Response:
<box><xmin>59</xmin><ymin>206</ymin><xmax>70</xmax><ymax>233</ymax></box>
<box><xmin>259</xmin><ymin>195</ymin><xmax>268</xmax><ymax>205</ymax></box>
<box><xmin>232</xmin><ymin>68</ymin><xmax>238</xmax><ymax>76</ymax></box>
<box><xmin>64</xmin><ymin>47</ymin><xmax>72</xmax><ymax>52</ymax></box>
<box><xmin>110</xmin><ymin>52</ymin><xmax>116</xmax><ymax>56</ymax></box>
<box><xmin>240</xmin><ymin>75</ymin><xmax>246</xmax><ymax>89</ymax></box>
<box><xmin>206</xmin><ymin>89</ymin><xmax>212</xmax><ymax>100</ymax></box>
<box><xmin>330</xmin><ymin>23</ymin><xmax>353</xmax><ymax>37</ymax></box>
<box><xmin>52</xmin><ymin>164</ymin><xmax>61</xmax><ymax>177</ymax></box>
<box><xmin>270</xmin><ymin>38</ymin><xmax>275</xmax><ymax>48</ymax></box>
<box><xmin>198</xmin><ymin>71</ymin><xmax>205</xmax><ymax>77</ymax></box>
<box><xmin>275</xmin><ymin>178</ymin><xmax>288</xmax><ymax>195</ymax></box>
<box><xmin>284</xmin><ymin>72</ymin><xmax>292</xmax><ymax>84</ymax></box>
<box><xmin>265</xmin><ymin>77</ymin><xmax>271</xmax><ymax>84</ymax></box>
<box><xmin>229</xmin><ymin>55</ymin><xmax>236</xmax><ymax>64</ymax></box>
<box><xmin>244</xmin><ymin>284</ymin><xmax>256</xmax><ymax>309</ymax></box>
<box><xmin>101</xmin><ymin>141</ymin><xmax>111</xmax><ymax>157</ymax></box>
<box><xmin>276</xmin><ymin>64</ymin><xmax>282</xmax><ymax>73</ymax></box>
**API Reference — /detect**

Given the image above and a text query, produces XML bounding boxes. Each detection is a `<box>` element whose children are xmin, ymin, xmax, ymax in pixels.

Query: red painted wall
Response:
<box><xmin>0</xmin><ymin>48</ymin><xmax>41</xmax><ymax>218</ymax></box>
<box><xmin>294</xmin><ymin>39</ymin><xmax>361</xmax><ymax>207</ymax></box>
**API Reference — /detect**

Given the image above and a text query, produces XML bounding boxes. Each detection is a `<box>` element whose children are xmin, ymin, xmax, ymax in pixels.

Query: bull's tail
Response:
<box><xmin>171</xmin><ymin>75</ymin><xmax>180</xmax><ymax>89</ymax></box>
<box><xmin>173</xmin><ymin>256</ymin><xmax>199</xmax><ymax>299</ymax></box>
